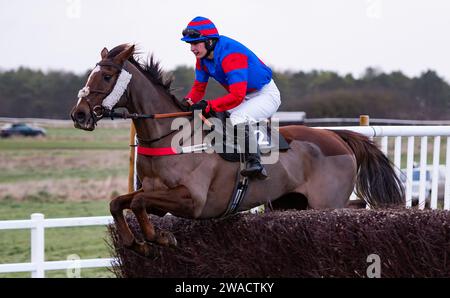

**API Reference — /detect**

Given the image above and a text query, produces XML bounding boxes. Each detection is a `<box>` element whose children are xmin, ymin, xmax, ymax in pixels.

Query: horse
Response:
<box><xmin>70</xmin><ymin>44</ymin><xmax>405</xmax><ymax>256</ymax></box>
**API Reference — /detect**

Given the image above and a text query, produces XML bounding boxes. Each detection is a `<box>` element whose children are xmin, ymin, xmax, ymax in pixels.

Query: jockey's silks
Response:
<box><xmin>186</xmin><ymin>35</ymin><xmax>273</xmax><ymax>112</ymax></box>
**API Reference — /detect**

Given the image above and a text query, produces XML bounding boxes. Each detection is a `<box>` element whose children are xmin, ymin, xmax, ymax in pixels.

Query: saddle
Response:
<box><xmin>209</xmin><ymin>112</ymin><xmax>290</xmax><ymax>162</ymax></box>
<box><xmin>208</xmin><ymin>112</ymin><xmax>291</xmax><ymax>217</ymax></box>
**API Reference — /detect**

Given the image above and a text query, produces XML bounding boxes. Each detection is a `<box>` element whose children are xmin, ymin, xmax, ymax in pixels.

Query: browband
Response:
<box><xmin>96</xmin><ymin>61</ymin><xmax>123</xmax><ymax>71</ymax></box>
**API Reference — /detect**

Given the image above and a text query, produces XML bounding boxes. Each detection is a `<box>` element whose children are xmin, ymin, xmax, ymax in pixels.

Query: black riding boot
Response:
<box><xmin>236</xmin><ymin>124</ymin><xmax>268</xmax><ymax>180</ymax></box>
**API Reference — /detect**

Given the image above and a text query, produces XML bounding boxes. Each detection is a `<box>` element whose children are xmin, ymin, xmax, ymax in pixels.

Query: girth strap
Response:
<box><xmin>221</xmin><ymin>154</ymin><xmax>250</xmax><ymax>217</ymax></box>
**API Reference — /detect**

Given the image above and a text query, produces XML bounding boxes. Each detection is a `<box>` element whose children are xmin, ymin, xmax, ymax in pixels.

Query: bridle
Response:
<box><xmin>80</xmin><ymin>60</ymin><xmax>125</xmax><ymax>125</ymax></box>
<box><xmin>78</xmin><ymin>59</ymin><xmax>208</xmax><ymax>145</ymax></box>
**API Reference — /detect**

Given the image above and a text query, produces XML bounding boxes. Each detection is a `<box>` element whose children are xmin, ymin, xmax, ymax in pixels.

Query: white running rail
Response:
<box><xmin>319</xmin><ymin>126</ymin><xmax>450</xmax><ymax>210</ymax></box>
<box><xmin>0</xmin><ymin>213</ymin><xmax>114</xmax><ymax>278</ymax></box>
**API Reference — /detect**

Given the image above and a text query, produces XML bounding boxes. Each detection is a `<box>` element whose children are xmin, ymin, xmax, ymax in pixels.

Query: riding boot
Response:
<box><xmin>236</xmin><ymin>124</ymin><xmax>268</xmax><ymax>180</ymax></box>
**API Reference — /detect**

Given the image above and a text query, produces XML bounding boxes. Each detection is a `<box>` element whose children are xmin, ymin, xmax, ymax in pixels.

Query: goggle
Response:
<box><xmin>182</xmin><ymin>28</ymin><xmax>203</xmax><ymax>39</ymax></box>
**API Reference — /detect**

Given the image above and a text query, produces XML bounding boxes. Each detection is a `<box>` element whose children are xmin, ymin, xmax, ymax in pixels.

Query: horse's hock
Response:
<box><xmin>108</xmin><ymin>209</ymin><xmax>450</xmax><ymax>278</ymax></box>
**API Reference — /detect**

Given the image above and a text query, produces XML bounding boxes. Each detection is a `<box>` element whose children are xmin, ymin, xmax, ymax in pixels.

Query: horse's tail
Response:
<box><xmin>330</xmin><ymin>129</ymin><xmax>405</xmax><ymax>208</ymax></box>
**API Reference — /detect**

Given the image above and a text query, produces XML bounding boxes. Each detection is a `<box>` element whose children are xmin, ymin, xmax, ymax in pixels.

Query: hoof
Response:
<box><xmin>155</xmin><ymin>230</ymin><xmax>178</xmax><ymax>247</ymax></box>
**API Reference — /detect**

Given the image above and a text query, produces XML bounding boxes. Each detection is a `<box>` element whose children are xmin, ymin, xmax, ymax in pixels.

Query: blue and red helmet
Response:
<box><xmin>181</xmin><ymin>16</ymin><xmax>220</xmax><ymax>43</ymax></box>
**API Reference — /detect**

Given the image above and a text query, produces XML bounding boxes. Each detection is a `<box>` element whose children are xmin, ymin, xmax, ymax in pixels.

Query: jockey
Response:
<box><xmin>181</xmin><ymin>16</ymin><xmax>281</xmax><ymax>180</ymax></box>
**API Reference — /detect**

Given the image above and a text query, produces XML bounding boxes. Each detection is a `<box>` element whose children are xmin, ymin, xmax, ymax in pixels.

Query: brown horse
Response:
<box><xmin>70</xmin><ymin>44</ymin><xmax>404</xmax><ymax>256</ymax></box>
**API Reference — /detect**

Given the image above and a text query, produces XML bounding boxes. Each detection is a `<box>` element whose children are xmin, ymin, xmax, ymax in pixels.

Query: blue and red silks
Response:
<box><xmin>186</xmin><ymin>35</ymin><xmax>273</xmax><ymax>112</ymax></box>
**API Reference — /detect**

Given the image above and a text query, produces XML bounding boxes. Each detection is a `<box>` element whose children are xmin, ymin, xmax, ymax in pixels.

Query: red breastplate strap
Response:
<box><xmin>137</xmin><ymin>146</ymin><xmax>179</xmax><ymax>156</ymax></box>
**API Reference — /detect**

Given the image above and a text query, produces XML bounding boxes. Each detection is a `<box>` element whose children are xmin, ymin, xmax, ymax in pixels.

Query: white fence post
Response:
<box><xmin>445</xmin><ymin>137</ymin><xmax>450</xmax><ymax>210</ymax></box>
<box><xmin>31</xmin><ymin>213</ymin><xmax>45</xmax><ymax>278</ymax></box>
<box><xmin>380</xmin><ymin>136</ymin><xmax>388</xmax><ymax>155</ymax></box>
<box><xmin>418</xmin><ymin>137</ymin><xmax>428</xmax><ymax>209</ymax></box>
<box><xmin>405</xmin><ymin>136</ymin><xmax>415</xmax><ymax>208</ymax></box>
<box><xmin>431</xmin><ymin>136</ymin><xmax>441</xmax><ymax>209</ymax></box>
<box><xmin>394</xmin><ymin>136</ymin><xmax>402</xmax><ymax>177</ymax></box>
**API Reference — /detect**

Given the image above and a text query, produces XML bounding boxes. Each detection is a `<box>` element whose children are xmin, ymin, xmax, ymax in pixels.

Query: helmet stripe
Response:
<box><xmin>188</xmin><ymin>19</ymin><xmax>213</xmax><ymax>26</ymax></box>
<box><xmin>188</xmin><ymin>23</ymin><xmax>216</xmax><ymax>31</ymax></box>
<box><xmin>199</xmin><ymin>28</ymin><xmax>219</xmax><ymax>36</ymax></box>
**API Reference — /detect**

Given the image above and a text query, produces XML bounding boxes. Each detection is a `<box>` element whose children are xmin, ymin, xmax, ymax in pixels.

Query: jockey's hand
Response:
<box><xmin>190</xmin><ymin>99</ymin><xmax>212</xmax><ymax>117</ymax></box>
<box><xmin>179</xmin><ymin>98</ymin><xmax>192</xmax><ymax>112</ymax></box>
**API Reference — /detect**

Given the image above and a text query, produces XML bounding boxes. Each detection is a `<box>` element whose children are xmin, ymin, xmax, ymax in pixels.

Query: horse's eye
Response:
<box><xmin>103</xmin><ymin>75</ymin><xmax>112</xmax><ymax>82</ymax></box>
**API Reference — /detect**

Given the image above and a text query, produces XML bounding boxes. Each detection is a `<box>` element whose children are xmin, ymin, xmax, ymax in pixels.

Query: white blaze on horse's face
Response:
<box><xmin>75</xmin><ymin>66</ymin><xmax>101</xmax><ymax>108</ymax></box>
<box><xmin>86</xmin><ymin>66</ymin><xmax>101</xmax><ymax>85</ymax></box>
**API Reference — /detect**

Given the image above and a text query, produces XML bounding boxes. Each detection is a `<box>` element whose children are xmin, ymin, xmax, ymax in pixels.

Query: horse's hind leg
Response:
<box><xmin>130</xmin><ymin>185</ymin><xmax>194</xmax><ymax>247</ymax></box>
<box><xmin>110</xmin><ymin>189</ymin><xmax>153</xmax><ymax>256</ymax></box>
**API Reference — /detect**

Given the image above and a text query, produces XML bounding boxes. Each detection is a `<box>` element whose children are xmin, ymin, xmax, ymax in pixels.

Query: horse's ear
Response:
<box><xmin>101</xmin><ymin>47</ymin><xmax>109</xmax><ymax>59</ymax></box>
<box><xmin>113</xmin><ymin>45</ymin><xmax>135</xmax><ymax>65</ymax></box>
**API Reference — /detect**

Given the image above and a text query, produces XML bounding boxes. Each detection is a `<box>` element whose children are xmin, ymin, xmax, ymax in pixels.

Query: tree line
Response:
<box><xmin>1</xmin><ymin>65</ymin><xmax>449</xmax><ymax>120</ymax></box>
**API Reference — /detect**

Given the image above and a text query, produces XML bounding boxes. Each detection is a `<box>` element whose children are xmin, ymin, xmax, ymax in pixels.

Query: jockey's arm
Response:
<box><xmin>186</xmin><ymin>80</ymin><xmax>208</xmax><ymax>103</ymax></box>
<box><xmin>186</xmin><ymin>59</ymin><xmax>209</xmax><ymax>103</ymax></box>
<box><xmin>209</xmin><ymin>53</ymin><xmax>249</xmax><ymax>112</ymax></box>
<box><xmin>209</xmin><ymin>81</ymin><xmax>247</xmax><ymax>112</ymax></box>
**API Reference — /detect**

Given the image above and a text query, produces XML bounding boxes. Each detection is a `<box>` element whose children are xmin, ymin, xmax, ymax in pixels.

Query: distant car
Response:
<box><xmin>0</xmin><ymin>123</ymin><xmax>46</xmax><ymax>138</ymax></box>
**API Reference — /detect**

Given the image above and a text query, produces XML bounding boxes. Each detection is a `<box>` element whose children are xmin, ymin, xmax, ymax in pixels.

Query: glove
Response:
<box><xmin>190</xmin><ymin>99</ymin><xmax>212</xmax><ymax>117</ymax></box>
<box><xmin>179</xmin><ymin>98</ymin><xmax>192</xmax><ymax>112</ymax></box>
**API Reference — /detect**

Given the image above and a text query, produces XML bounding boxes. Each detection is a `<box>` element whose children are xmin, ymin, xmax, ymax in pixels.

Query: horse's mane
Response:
<box><xmin>107</xmin><ymin>44</ymin><xmax>186</xmax><ymax>110</ymax></box>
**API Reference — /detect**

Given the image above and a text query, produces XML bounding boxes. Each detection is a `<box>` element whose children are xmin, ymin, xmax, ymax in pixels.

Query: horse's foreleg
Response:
<box><xmin>110</xmin><ymin>189</ymin><xmax>144</xmax><ymax>248</ymax></box>
<box><xmin>130</xmin><ymin>185</ymin><xmax>194</xmax><ymax>247</ymax></box>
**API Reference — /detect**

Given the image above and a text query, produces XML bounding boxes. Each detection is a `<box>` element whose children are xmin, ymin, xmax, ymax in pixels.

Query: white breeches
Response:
<box><xmin>228</xmin><ymin>79</ymin><xmax>281</xmax><ymax>126</ymax></box>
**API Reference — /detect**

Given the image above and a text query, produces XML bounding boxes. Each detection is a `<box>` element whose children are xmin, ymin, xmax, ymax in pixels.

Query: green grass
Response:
<box><xmin>0</xmin><ymin>199</ymin><xmax>115</xmax><ymax>278</ymax></box>
<box><xmin>0</xmin><ymin>126</ymin><xmax>133</xmax><ymax>277</ymax></box>
<box><xmin>0</xmin><ymin>167</ymin><xmax>126</xmax><ymax>183</ymax></box>
<box><xmin>0</xmin><ymin>197</ymin><xmax>110</xmax><ymax>220</ymax></box>
<box><xmin>0</xmin><ymin>128</ymin><xmax>130</xmax><ymax>184</ymax></box>
<box><xmin>0</xmin><ymin>127</ymin><xmax>130</xmax><ymax>150</ymax></box>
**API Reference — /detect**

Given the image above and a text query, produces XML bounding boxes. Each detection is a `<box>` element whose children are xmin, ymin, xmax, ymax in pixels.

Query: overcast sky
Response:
<box><xmin>1</xmin><ymin>0</ymin><xmax>450</xmax><ymax>82</ymax></box>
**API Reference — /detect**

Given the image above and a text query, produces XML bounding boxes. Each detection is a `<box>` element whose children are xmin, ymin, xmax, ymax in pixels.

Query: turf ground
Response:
<box><xmin>0</xmin><ymin>124</ymin><xmax>131</xmax><ymax>277</ymax></box>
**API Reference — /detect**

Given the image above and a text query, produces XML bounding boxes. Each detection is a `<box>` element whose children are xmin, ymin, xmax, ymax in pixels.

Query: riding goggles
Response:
<box><xmin>182</xmin><ymin>28</ymin><xmax>203</xmax><ymax>39</ymax></box>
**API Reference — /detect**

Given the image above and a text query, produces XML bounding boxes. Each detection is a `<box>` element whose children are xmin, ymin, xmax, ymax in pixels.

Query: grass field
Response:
<box><xmin>0</xmin><ymin>127</ymin><xmax>130</xmax><ymax>150</ymax></box>
<box><xmin>0</xmin><ymin>126</ymin><xmax>130</xmax><ymax>200</ymax></box>
<box><xmin>0</xmin><ymin>125</ymin><xmax>131</xmax><ymax>278</ymax></box>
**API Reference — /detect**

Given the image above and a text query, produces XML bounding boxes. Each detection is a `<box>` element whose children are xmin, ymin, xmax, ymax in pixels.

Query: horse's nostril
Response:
<box><xmin>75</xmin><ymin>111</ymin><xmax>86</xmax><ymax>123</ymax></box>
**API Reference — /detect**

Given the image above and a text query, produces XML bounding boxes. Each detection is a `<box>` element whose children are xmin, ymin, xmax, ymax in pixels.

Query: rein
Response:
<box><xmin>104</xmin><ymin>109</ymin><xmax>194</xmax><ymax>144</ymax></box>
<box><xmin>105</xmin><ymin>110</ymin><xmax>193</xmax><ymax>120</ymax></box>
<box><xmin>103</xmin><ymin>108</ymin><xmax>205</xmax><ymax>150</ymax></box>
